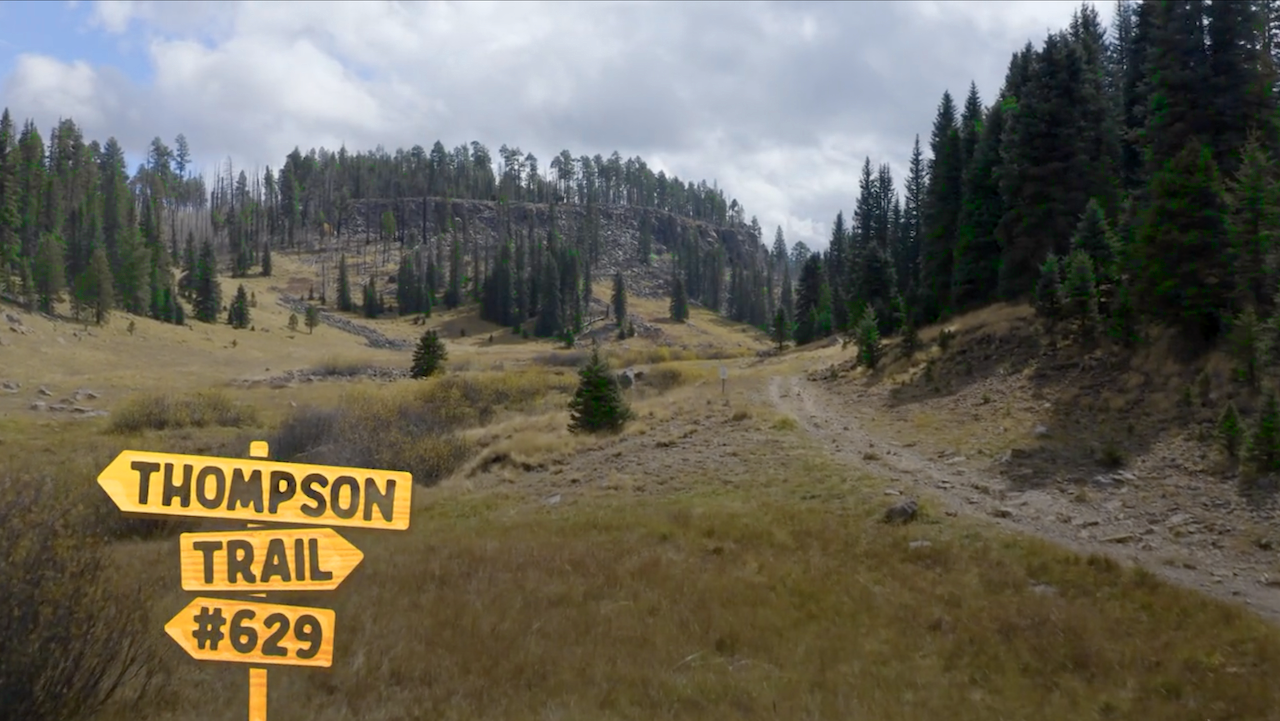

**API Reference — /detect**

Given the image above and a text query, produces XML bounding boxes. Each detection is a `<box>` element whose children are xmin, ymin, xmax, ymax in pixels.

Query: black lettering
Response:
<box><xmin>308</xmin><ymin>537</ymin><xmax>333</xmax><ymax>581</ymax></box>
<box><xmin>131</xmin><ymin>461</ymin><xmax>160</xmax><ymax>504</ymax></box>
<box><xmin>195</xmin><ymin>467</ymin><xmax>226</xmax><ymax>510</ymax></box>
<box><xmin>227</xmin><ymin>468</ymin><xmax>264</xmax><ymax>512</ymax></box>
<box><xmin>300</xmin><ymin>474</ymin><xmax>328</xmax><ymax>517</ymax></box>
<box><xmin>226</xmin><ymin>539</ymin><xmax>256</xmax><ymax>584</ymax></box>
<box><xmin>192</xmin><ymin>540</ymin><xmax>223</xmax><ymax>584</ymax></box>
<box><xmin>163</xmin><ymin>462</ymin><xmax>192</xmax><ymax>508</ymax></box>
<box><xmin>363</xmin><ymin>477</ymin><xmax>396</xmax><ymax>523</ymax></box>
<box><xmin>260</xmin><ymin>538</ymin><xmax>291</xmax><ymax>583</ymax></box>
<box><xmin>294</xmin><ymin>539</ymin><xmax>307</xmax><ymax>582</ymax></box>
<box><xmin>268</xmin><ymin>471</ymin><xmax>296</xmax><ymax>514</ymax></box>
<box><xmin>330</xmin><ymin>476</ymin><xmax>360</xmax><ymax>519</ymax></box>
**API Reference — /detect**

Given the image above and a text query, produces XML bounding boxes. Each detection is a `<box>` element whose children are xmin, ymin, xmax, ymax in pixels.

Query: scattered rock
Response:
<box><xmin>1102</xmin><ymin>533</ymin><xmax>1137</xmax><ymax>544</ymax></box>
<box><xmin>883</xmin><ymin>499</ymin><xmax>919</xmax><ymax>525</ymax></box>
<box><xmin>908</xmin><ymin>540</ymin><xmax>932</xmax><ymax>550</ymax></box>
<box><xmin>275</xmin><ymin>294</ymin><xmax>411</xmax><ymax>350</ymax></box>
<box><xmin>1030</xmin><ymin>583</ymin><xmax>1058</xmax><ymax>596</ymax></box>
<box><xmin>73</xmin><ymin>389</ymin><xmax>100</xmax><ymax>400</ymax></box>
<box><xmin>29</xmin><ymin>401</ymin><xmax>46</xmax><ymax>411</ymax></box>
<box><xmin>990</xmin><ymin>506</ymin><xmax>1016</xmax><ymax>519</ymax></box>
<box><xmin>545</xmin><ymin>494</ymin><xmax>562</xmax><ymax>506</ymax></box>
<box><xmin>1033</xmin><ymin>424</ymin><xmax>1050</xmax><ymax>437</ymax></box>
<box><xmin>1</xmin><ymin>380</ymin><xmax>18</xmax><ymax>392</ymax></box>
<box><xmin>36</xmin><ymin>386</ymin><xmax>51</xmax><ymax>397</ymax></box>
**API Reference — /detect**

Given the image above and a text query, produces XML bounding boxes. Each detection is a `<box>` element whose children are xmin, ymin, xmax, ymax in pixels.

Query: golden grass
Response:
<box><xmin>108</xmin><ymin>390</ymin><xmax>258</xmax><ymax>433</ymax></box>
<box><xmin>90</xmin><ymin>397</ymin><xmax>1280</xmax><ymax>721</ymax></box>
<box><xmin>17</xmin><ymin>258</ymin><xmax>1280</xmax><ymax>720</ymax></box>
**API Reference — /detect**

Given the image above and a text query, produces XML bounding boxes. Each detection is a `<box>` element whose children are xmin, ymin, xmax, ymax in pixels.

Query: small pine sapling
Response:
<box><xmin>410</xmin><ymin>329</ymin><xmax>448</xmax><ymax>379</ymax></box>
<box><xmin>1219</xmin><ymin>402</ymin><xmax>1243</xmax><ymax>460</ymax></box>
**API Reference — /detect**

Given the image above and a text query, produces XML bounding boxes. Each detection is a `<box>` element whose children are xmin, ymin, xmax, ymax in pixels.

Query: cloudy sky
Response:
<box><xmin>0</xmin><ymin>0</ymin><xmax>1109</xmax><ymax>251</ymax></box>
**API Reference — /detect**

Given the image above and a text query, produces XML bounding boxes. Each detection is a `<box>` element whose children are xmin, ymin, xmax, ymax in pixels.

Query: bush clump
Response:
<box><xmin>108</xmin><ymin>390</ymin><xmax>258</xmax><ymax>434</ymax></box>
<box><xmin>0</xmin><ymin>473</ymin><xmax>156</xmax><ymax>720</ymax></box>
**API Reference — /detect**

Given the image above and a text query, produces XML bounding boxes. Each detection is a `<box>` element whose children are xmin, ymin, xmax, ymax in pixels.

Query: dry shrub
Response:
<box><xmin>309</xmin><ymin>356</ymin><xmax>372</xmax><ymax>377</ymax></box>
<box><xmin>531</xmin><ymin>350</ymin><xmax>590</xmax><ymax>368</ymax></box>
<box><xmin>0</xmin><ymin>471</ymin><xmax>156</xmax><ymax>720</ymax></box>
<box><xmin>271</xmin><ymin>371</ymin><xmax>574</xmax><ymax>486</ymax></box>
<box><xmin>108</xmin><ymin>390</ymin><xmax>258</xmax><ymax>434</ymax></box>
<box><xmin>640</xmin><ymin>365</ymin><xmax>687</xmax><ymax>392</ymax></box>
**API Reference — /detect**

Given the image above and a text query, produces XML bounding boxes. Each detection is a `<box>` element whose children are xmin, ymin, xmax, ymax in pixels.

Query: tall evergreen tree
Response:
<box><xmin>32</xmin><ymin>231</ymin><xmax>65</xmax><ymax>314</ymax></box>
<box><xmin>794</xmin><ymin>252</ymin><xmax>824</xmax><ymax>346</ymax></box>
<box><xmin>670</xmin><ymin>272</ymin><xmax>689</xmax><ymax>322</ymax></box>
<box><xmin>611</xmin><ymin>270</ymin><xmax>627</xmax><ymax>328</ymax></box>
<box><xmin>1227</xmin><ymin>134</ymin><xmax>1280</xmax><ymax>313</ymax></box>
<box><xmin>921</xmin><ymin>91</ymin><xmax>963</xmax><ymax>320</ymax></box>
<box><xmin>336</xmin><ymin>254</ymin><xmax>352</xmax><ymax>312</ymax></box>
<box><xmin>192</xmin><ymin>238</ymin><xmax>221</xmax><ymax>324</ymax></box>
<box><xmin>951</xmin><ymin>100</ymin><xmax>1006</xmax><ymax>310</ymax></box>
<box><xmin>1136</xmin><ymin>141</ymin><xmax>1232</xmax><ymax>344</ymax></box>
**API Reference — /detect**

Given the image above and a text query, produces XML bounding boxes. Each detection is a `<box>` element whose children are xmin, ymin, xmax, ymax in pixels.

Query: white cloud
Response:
<box><xmin>5</xmin><ymin>0</ymin><xmax>1113</xmax><ymax>251</ymax></box>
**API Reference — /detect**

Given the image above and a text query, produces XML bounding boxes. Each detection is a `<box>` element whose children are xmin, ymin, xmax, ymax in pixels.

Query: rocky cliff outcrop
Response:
<box><xmin>323</xmin><ymin>198</ymin><xmax>755</xmax><ymax>300</ymax></box>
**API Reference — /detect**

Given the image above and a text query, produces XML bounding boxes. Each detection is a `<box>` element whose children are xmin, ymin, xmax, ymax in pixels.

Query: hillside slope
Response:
<box><xmin>779</xmin><ymin>304</ymin><xmax>1280</xmax><ymax>621</ymax></box>
<box><xmin>293</xmin><ymin>197</ymin><xmax>757</xmax><ymax>303</ymax></box>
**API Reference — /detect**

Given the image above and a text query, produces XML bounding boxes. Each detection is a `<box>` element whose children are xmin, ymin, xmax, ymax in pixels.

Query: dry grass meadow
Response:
<box><xmin>9</xmin><ymin>254</ymin><xmax>1280</xmax><ymax>720</ymax></box>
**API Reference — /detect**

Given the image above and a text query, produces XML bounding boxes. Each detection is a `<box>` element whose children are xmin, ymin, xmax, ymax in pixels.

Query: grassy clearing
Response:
<box><xmin>89</xmin><ymin>395</ymin><xmax>1280</xmax><ymax>721</ymax></box>
<box><xmin>18</xmin><ymin>268</ymin><xmax>1280</xmax><ymax>720</ymax></box>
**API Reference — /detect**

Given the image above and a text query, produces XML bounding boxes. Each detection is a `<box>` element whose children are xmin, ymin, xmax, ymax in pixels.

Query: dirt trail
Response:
<box><xmin>766</xmin><ymin>373</ymin><xmax>1280</xmax><ymax>625</ymax></box>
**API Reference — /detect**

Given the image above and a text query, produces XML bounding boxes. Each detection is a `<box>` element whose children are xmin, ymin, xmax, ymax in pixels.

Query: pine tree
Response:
<box><xmin>305</xmin><ymin>304</ymin><xmax>320</xmax><ymax>334</ymax></box>
<box><xmin>287</xmin><ymin>313</ymin><xmax>298</xmax><ymax>332</ymax></box>
<box><xmin>410</xmin><ymin>329</ymin><xmax>448</xmax><ymax>379</ymax></box>
<box><xmin>611</xmin><ymin>270</ymin><xmax>627</xmax><ymax>328</ymax></box>
<box><xmin>32</xmin><ymin>231</ymin><xmax>65</xmax><ymax>314</ymax></box>
<box><xmin>567</xmin><ymin>345</ymin><xmax>633</xmax><ymax>434</ymax></box>
<box><xmin>1063</xmin><ymin>250</ymin><xmax>1101</xmax><ymax>340</ymax></box>
<box><xmin>535</xmin><ymin>255</ymin><xmax>561</xmax><ymax>338</ymax></box>
<box><xmin>74</xmin><ymin>243</ymin><xmax>114</xmax><ymax>325</ymax></box>
<box><xmin>638</xmin><ymin>214</ymin><xmax>652</xmax><ymax>264</ymax></box>
<box><xmin>1220</xmin><ymin>401</ymin><xmax>1244</xmax><ymax>460</ymax></box>
<box><xmin>1136</xmin><ymin>141</ymin><xmax>1232</xmax><ymax>345</ymax></box>
<box><xmin>228</xmin><ymin>284</ymin><xmax>250</xmax><ymax>329</ymax></box>
<box><xmin>363</xmin><ymin>276</ymin><xmax>381</xmax><ymax>318</ymax></box>
<box><xmin>670</xmin><ymin>273</ymin><xmax>689</xmax><ymax>322</ymax></box>
<box><xmin>921</xmin><ymin>91</ymin><xmax>963</xmax><ymax>320</ymax></box>
<box><xmin>1069</xmin><ymin>199</ymin><xmax>1119</xmax><ymax>312</ymax></box>
<box><xmin>1034</xmin><ymin>254</ymin><xmax>1066</xmax><ymax>336</ymax></box>
<box><xmin>1230</xmin><ymin>306</ymin><xmax>1264</xmax><ymax>388</ymax></box>
<box><xmin>855</xmin><ymin>306</ymin><xmax>883</xmax><ymax>369</ymax></box>
<box><xmin>192</xmin><ymin>238</ymin><xmax>221</xmax><ymax>324</ymax></box>
<box><xmin>1247</xmin><ymin>390</ymin><xmax>1280</xmax><ymax>474</ymax></box>
<box><xmin>1227</xmin><ymin>134</ymin><xmax>1279</xmax><ymax>313</ymax></box>
<box><xmin>794</xmin><ymin>253</ymin><xmax>823</xmax><ymax>345</ymax></box>
<box><xmin>771</xmin><ymin>306</ymin><xmax>789</xmax><ymax>351</ymax></box>
<box><xmin>337</xmin><ymin>254</ymin><xmax>353</xmax><ymax>312</ymax></box>
<box><xmin>261</xmin><ymin>240</ymin><xmax>272</xmax><ymax>277</ymax></box>
<box><xmin>951</xmin><ymin>100</ymin><xmax>1006</xmax><ymax>311</ymax></box>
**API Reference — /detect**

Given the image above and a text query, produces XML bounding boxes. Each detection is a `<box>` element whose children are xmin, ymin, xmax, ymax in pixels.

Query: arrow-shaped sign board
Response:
<box><xmin>179</xmin><ymin>528</ymin><xmax>365</xmax><ymax>593</ymax></box>
<box><xmin>97</xmin><ymin>450</ymin><xmax>412</xmax><ymax>530</ymax></box>
<box><xmin>166</xmin><ymin>597</ymin><xmax>336</xmax><ymax>668</ymax></box>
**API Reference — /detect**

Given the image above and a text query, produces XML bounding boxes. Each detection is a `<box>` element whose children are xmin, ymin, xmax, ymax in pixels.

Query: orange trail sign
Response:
<box><xmin>166</xmin><ymin>597</ymin><xmax>337</xmax><ymax>668</ymax></box>
<box><xmin>180</xmin><ymin>528</ymin><xmax>365</xmax><ymax>593</ymax></box>
<box><xmin>97</xmin><ymin>450</ymin><xmax>412</xmax><ymax>530</ymax></box>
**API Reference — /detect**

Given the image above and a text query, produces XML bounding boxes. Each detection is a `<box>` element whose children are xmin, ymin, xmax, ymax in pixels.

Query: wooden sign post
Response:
<box><xmin>719</xmin><ymin>365</ymin><xmax>728</xmax><ymax>395</ymax></box>
<box><xmin>97</xmin><ymin>441</ymin><xmax>413</xmax><ymax>721</ymax></box>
